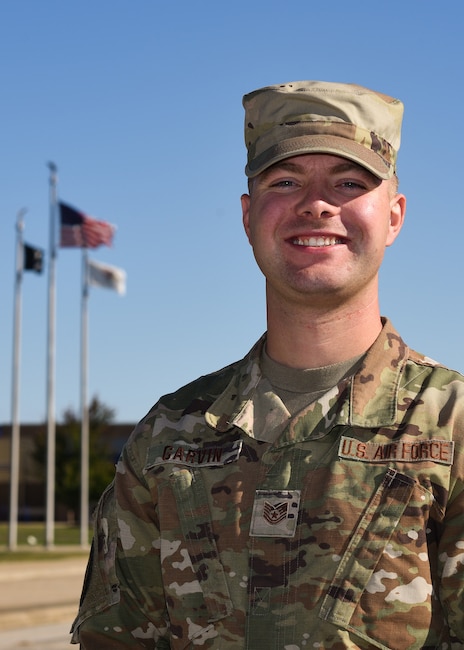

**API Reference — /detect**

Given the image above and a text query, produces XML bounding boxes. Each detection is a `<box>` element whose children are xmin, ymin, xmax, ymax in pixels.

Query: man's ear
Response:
<box><xmin>386</xmin><ymin>192</ymin><xmax>406</xmax><ymax>247</ymax></box>
<box><xmin>241</xmin><ymin>193</ymin><xmax>251</xmax><ymax>243</ymax></box>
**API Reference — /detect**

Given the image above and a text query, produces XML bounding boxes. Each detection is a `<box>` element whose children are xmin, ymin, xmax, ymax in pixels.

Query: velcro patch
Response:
<box><xmin>250</xmin><ymin>490</ymin><xmax>301</xmax><ymax>538</ymax></box>
<box><xmin>339</xmin><ymin>436</ymin><xmax>454</xmax><ymax>465</ymax></box>
<box><xmin>145</xmin><ymin>439</ymin><xmax>242</xmax><ymax>469</ymax></box>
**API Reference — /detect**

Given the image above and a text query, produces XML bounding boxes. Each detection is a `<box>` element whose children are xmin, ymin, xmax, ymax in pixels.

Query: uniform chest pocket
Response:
<box><xmin>165</xmin><ymin>468</ymin><xmax>233</xmax><ymax>624</ymax></box>
<box><xmin>319</xmin><ymin>467</ymin><xmax>446</xmax><ymax>650</ymax></box>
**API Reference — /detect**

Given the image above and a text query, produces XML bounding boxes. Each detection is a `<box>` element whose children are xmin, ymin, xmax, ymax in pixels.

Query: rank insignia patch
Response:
<box><xmin>263</xmin><ymin>500</ymin><xmax>289</xmax><ymax>525</ymax></box>
<box><xmin>250</xmin><ymin>489</ymin><xmax>301</xmax><ymax>537</ymax></box>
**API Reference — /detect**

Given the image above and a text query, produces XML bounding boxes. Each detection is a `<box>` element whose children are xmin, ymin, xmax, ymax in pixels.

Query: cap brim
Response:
<box><xmin>245</xmin><ymin>135</ymin><xmax>394</xmax><ymax>180</ymax></box>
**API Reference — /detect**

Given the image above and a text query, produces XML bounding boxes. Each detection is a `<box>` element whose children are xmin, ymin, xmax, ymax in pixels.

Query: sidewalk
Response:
<box><xmin>0</xmin><ymin>554</ymin><xmax>88</xmax><ymax>632</ymax></box>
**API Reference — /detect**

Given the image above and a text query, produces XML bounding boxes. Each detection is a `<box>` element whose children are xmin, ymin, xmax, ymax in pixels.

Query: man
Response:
<box><xmin>71</xmin><ymin>81</ymin><xmax>464</xmax><ymax>649</ymax></box>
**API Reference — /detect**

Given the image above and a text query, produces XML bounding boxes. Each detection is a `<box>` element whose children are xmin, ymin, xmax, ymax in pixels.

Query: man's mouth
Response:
<box><xmin>292</xmin><ymin>236</ymin><xmax>344</xmax><ymax>247</ymax></box>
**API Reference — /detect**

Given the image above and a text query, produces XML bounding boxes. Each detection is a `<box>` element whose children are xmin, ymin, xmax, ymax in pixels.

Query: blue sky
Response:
<box><xmin>1</xmin><ymin>0</ymin><xmax>463</xmax><ymax>425</ymax></box>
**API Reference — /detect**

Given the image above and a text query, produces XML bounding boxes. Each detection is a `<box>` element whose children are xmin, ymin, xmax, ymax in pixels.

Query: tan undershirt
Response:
<box><xmin>251</xmin><ymin>348</ymin><xmax>364</xmax><ymax>442</ymax></box>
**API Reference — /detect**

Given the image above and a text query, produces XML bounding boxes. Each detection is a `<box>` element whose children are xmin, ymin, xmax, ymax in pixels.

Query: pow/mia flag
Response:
<box><xmin>24</xmin><ymin>243</ymin><xmax>44</xmax><ymax>274</ymax></box>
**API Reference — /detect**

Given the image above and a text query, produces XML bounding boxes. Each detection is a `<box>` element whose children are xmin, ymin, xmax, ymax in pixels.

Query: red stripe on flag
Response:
<box><xmin>81</xmin><ymin>216</ymin><xmax>114</xmax><ymax>247</ymax></box>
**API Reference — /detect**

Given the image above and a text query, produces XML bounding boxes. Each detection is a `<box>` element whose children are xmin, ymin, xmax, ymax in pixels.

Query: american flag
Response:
<box><xmin>59</xmin><ymin>202</ymin><xmax>115</xmax><ymax>248</ymax></box>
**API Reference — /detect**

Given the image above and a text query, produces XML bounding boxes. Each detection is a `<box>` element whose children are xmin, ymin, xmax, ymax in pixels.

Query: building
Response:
<box><xmin>0</xmin><ymin>422</ymin><xmax>134</xmax><ymax>521</ymax></box>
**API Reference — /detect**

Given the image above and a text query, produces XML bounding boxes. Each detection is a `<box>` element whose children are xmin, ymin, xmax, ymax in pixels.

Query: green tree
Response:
<box><xmin>33</xmin><ymin>396</ymin><xmax>117</xmax><ymax>522</ymax></box>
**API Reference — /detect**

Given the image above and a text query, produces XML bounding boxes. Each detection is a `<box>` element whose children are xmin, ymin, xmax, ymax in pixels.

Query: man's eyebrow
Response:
<box><xmin>329</xmin><ymin>161</ymin><xmax>380</xmax><ymax>184</ymax></box>
<box><xmin>329</xmin><ymin>161</ymin><xmax>372</xmax><ymax>176</ymax></box>
<box><xmin>263</xmin><ymin>161</ymin><xmax>305</xmax><ymax>176</ymax></box>
<box><xmin>257</xmin><ymin>160</ymin><xmax>306</xmax><ymax>183</ymax></box>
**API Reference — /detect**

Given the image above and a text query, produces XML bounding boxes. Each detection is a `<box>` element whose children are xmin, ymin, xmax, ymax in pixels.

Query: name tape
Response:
<box><xmin>146</xmin><ymin>439</ymin><xmax>243</xmax><ymax>468</ymax></box>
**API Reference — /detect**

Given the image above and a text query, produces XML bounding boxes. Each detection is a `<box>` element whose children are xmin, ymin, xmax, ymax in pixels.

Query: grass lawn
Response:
<box><xmin>0</xmin><ymin>522</ymin><xmax>92</xmax><ymax>559</ymax></box>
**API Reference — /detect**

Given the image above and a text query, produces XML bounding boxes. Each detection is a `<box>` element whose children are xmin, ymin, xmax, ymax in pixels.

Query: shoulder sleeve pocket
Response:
<box><xmin>71</xmin><ymin>481</ymin><xmax>120</xmax><ymax>642</ymax></box>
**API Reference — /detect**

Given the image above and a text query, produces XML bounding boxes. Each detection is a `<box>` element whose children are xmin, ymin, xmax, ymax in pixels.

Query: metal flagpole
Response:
<box><xmin>80</xmin><ymin>249</ymin><xmax>90</xmax><ymax>548</ymax></box>
<box><xmin>9</xmin><ymin>208</ymin><xmax>28</xmax><ymax>551</ymax></box>
<box><xmin>45</xmin><ymin>162</ymin><xmax>58</xmax><ymax>548</ymax></box>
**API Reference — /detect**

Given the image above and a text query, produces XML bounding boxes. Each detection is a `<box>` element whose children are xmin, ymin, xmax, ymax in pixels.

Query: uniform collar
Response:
<box><xmin>205</xmin><ymin>318</ymin><xmax>409</xmax><ymax>438</ymax></box>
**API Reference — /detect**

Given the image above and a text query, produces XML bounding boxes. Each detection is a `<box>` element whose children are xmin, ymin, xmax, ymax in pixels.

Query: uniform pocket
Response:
<box><xmin>168</xmin><ymin>467</ymin><xmax>233</xmax><ymax>622</ymax></box>
<box><xmin>71</xmin><ymin>482</ymin><xmax>120</xmax><ymax>641</ymax></box>
<box><xmin>319</xmin><ymin>468</ymin><xmax>444</xmax><ymax>650</ymax></box>
<box><xmin>149</xmin><ymin>467</ymin><xmax>234</xmax><ymax>649</ymax></box>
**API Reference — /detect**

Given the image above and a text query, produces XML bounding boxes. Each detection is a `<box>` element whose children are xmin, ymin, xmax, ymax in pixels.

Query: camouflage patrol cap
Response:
<box><xmin>243</xmin><ymin>80</ymin><xmax>403</xmax><ymax>179</ymax></box>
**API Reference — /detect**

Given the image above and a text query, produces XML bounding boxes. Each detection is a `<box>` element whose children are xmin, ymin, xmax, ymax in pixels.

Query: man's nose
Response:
<box><xmin>295</xmin><ymin>187</ymin><xmax>337</xmax><ymax>219</ymax></box>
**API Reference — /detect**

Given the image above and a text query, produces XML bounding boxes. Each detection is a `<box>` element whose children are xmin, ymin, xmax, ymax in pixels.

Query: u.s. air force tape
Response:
<box><xmin>338</xmin><ymin>436</ymin><xmax>454</xmax><ymax>465</ymax></box>
<box><xmin>145</xmin><ymin>439</ymin><xmax>243</xmax><ymax>469</ymax></box>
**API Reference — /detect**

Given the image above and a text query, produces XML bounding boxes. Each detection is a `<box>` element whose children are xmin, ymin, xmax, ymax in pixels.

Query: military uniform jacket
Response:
<box><xmin>72</xmin><ymin>319</ymin><xmax>464</xmax><ymax>649</ymax></box>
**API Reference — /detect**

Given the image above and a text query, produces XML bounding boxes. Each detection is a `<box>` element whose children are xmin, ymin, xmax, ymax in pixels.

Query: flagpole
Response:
<box><xmin>80</xmin><ymin>249</ymin><xmax>90</xmax><ymax>548</ymax></box>
<box><xmin>9</xmin><ymin>208</ymin><xmax>27</xmax><ymax>550</ymax></box>
<box><xmin>45</xmin><ymin>162</ymin><xmax>58</xmax><ymax>549</ymax></box>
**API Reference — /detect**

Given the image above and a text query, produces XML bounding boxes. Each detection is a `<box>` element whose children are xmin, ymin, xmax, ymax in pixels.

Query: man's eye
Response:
<box><xmin>271</xmin><ymin>179</ymin><xmax>296</xmax><ymax>187</ymax></box>
<box><xmin>340</xmin><ymin>180</ymin><xmax>366</xmax><ymax>190</ymax></box>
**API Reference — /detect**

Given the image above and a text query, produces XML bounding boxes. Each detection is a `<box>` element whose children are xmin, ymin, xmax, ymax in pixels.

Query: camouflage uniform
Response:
<box><xmin>71</xmin><ymin>319</ymin><xmax>464</xmax><ymax>649</ymax></box>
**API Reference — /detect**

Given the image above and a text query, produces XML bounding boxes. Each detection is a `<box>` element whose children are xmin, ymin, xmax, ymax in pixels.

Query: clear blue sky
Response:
<box><xmin>1</xmin><ymin>0</ymin><xmax>463</xmax><ymax>425</ymax></box>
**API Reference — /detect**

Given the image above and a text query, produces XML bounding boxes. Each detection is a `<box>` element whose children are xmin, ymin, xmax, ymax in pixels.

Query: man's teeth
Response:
<box><xmin>293</xmin><ymin>236</ymin><xmax>343</xmax><ymax>247</ymax></box>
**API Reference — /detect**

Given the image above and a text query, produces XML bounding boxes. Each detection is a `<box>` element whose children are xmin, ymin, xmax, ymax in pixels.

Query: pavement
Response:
<box><xmin>0</xmin><ymin>552</ymin><xmax>88</xmax><ymax>648</ymax></box>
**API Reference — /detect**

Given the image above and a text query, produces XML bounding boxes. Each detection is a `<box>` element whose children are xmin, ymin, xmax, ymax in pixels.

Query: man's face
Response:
<box><xmin>241</xmin><ymin>153</ymin><xmax>406</xmax><ymax>311</ymax></box>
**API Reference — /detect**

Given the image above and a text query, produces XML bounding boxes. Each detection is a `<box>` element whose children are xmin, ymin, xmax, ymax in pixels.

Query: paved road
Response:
<box><xmin>0</xmin><ymin>554</ymin><xmax>88</xmax><ymax>649</ymax></box>
<box><xmin>0</xmin><ymin>621</ymin><xmax>74</xmax><ymax>649</ymax></box>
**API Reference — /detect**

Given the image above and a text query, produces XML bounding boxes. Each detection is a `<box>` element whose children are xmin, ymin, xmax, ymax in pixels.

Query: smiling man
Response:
<box><xmin>242</xmin><ymin>153</ymin><xmax>404</xmax><ymax>368</ymax></box>
<box><xmin>72</xmin><ymin>81</ymin><xmax>464</xmax><ymax>649</ymax></box>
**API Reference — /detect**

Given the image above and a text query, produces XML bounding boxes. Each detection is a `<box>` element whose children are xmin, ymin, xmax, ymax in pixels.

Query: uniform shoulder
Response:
<box><xmin>159</xmin><ymin>358</ymin><xmax>241</xmax><ymax>412</ymax></box>
<box><xmin>136</xmin><ymin>352</ymin><xmax>252</xmax><ymax>434</ymax></box>
<box><xmin>406</xmin><ymin>347</ymin><xmax>464</xmax><ymax>392</ymax></box>
<box><xmin>408</xmin><ymin>347</ymin><xmax>464</xmax><ymax>376</ymax></box>
<box><xmin>120</xmin><ymin>357</ymin><xmax>246</xmax><ymax>467</ymax></box>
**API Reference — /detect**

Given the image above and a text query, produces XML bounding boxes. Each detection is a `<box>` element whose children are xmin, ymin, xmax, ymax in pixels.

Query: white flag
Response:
<box><xmin>88</xmin><ymin>259</ymin><xmax>126</xmax><ymax>295</ymax></box>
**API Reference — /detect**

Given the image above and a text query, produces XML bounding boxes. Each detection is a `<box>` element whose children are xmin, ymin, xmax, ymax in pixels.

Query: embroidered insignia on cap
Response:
<box><xmin>250</xmin><ymin>489</ymin><xmax>301</xmax><ymax>537</ymax></box>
